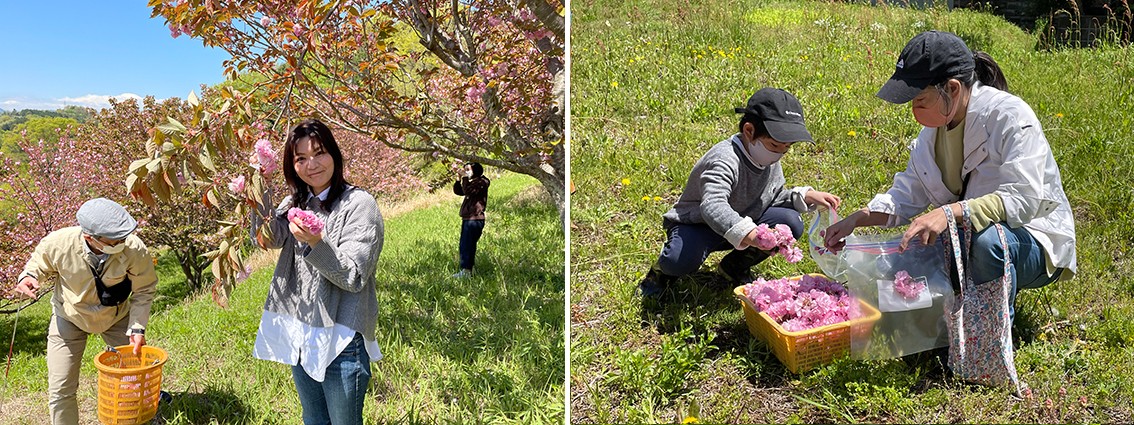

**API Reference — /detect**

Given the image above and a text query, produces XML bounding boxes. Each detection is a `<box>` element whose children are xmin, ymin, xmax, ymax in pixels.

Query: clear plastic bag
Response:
<box><xmin>807</xmin><ymin>207</ymin><xmax>955</xmax><ymax>359</ymax></box>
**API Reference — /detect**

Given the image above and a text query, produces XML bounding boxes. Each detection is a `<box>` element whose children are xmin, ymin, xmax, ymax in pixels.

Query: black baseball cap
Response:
<box><xmin>876</xmin><ymin>31</ymin><xmax>975</xmax><ymax>104</ymax></box>
<box><xmin>734</xmin><ymin>87</ymin><xmax>813</xmax><ymax>143</ymax></box>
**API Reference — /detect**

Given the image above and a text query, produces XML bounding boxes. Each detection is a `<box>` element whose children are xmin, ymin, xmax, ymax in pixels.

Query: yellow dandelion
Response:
<box><xmin>683</xmin><ymin>417</ymin><xmax>700</xmax><ymax>424</ymax></box>
<box><xmin>1055</xmin><ymin>113</ymin><xmax>1064</xmax><ymax>118</ymax></box>
<box><xmin>621</xmin><ymin>178</ymin><xmax>631</xmax><ymax>185</ymax></box>
<box><xmin>653</xmin><ymin>196</ymin><xmax>663</xmax><ymax>201</ymax></box>
<box><xmin>847</xmin><ymin>130</ymin><xmax>857</xmax><ymax>137</ymax></box>
<box><xmin>641</xmin><ymin>196</ymin><xmax>650</xmax><ymax>201</ymax></box>
<box><xmin>628</xmin><ymin>59</ymin><xmax>634</xmax><ymax>64</ymax></box>
<box><xmin>610</xmin><ymin>81</ymin><xmax>619</xmax><ymax>88</ymax></box>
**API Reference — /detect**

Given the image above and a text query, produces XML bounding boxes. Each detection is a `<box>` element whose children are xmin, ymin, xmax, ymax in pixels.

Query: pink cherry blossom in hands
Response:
<box><xmin>753</xmin><ymin>224</ymin><xmax>780</xmax><ymax>251</ymax></box>
<box><xmin>287</xmin><ymin>208</ymin><xmax>325</xmax><ymax>235</ymax></box>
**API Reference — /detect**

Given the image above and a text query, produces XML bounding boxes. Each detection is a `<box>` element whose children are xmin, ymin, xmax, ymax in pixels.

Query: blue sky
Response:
<box><xmin>0</xmin><ymin>2</ymin><xmax>230</xmax><ymax>111</ymax></box>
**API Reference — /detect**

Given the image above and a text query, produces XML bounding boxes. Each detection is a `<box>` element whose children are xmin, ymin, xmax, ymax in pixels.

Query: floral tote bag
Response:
<box><xmin>942</xmin><ymin>201</ymin><xmax>1025</xmax><ymax>395</ymax></box>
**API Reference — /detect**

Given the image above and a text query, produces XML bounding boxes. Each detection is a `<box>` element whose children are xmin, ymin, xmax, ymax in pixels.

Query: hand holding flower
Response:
<box><xmin>287</xmin><ymin>208</ymin><xmax>325</xmax><ymax>245</ymax></box>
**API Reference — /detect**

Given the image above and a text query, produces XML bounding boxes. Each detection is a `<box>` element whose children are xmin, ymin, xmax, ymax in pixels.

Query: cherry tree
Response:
<box><xmin>0</xmin><ymin>126</ymin><xmax>119</xmax><ymax>312</ymax></box>
<box><xmin>148</xmin><ymin>0</ymin><xmax>566</xmax><ymax>212</ymax></box>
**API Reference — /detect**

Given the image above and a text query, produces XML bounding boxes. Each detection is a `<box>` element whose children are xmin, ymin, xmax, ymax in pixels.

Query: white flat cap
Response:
<box><xmin>76</xmin><ymin>198</ymin><xmax>137</xmax><ymax>240</ymax></box>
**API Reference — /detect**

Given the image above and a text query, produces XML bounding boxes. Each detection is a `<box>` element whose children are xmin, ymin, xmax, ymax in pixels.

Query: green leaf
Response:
<box><xmin>164</xmin><ymin>164</ymin><xmax>181</xmax><ymax>194</ymax></box>
<box><xmin>156</xmin><ymin>120</ymin><xmax>185</xmax><ymax>135</ymax></box>
<box><xmin>198</xmin><ymin>151</ymin><xmax>216</xmax><ymax>173</ymax></box>
<box><xmin>186</xmin><ymin>156</ymin><xmax>206</xmax><ymax>179</ymax></box>
<box><xmin>187</xmin><ymin>90</ymin><xmax>199</xmax><ymax>107</ymax></box>
<box><xmin>166</xmin><ymin>117</ymin><xmax>188</xmax><ymax>132</ymax></box>
<box><xmin>205</xmin><ymin>187</ymin><xmax>220</xmax><ymax>208</ymax></box>
<box><xmin>152</xmin><ymin>173</ymin><xmax>171</xmax><ymax>203</ymax></box>
<box><xmin>128</xmin><ymin>158</ymin><xmax>151</xmax><ymax>175</ymax></box>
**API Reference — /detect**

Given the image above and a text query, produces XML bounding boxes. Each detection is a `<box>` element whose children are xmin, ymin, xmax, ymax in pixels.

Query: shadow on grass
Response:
<box><xmin>0</xmin><ymin>298</ymin><xmax>50</xmax><ymax>356</ymax></box>
<box><xmin>155</xmin><ymin>384</ymin><xmax>268</xmax><ymax>425</ymax></box>
<box><xmin>378</xmin><ymin>184</ymin><xmax>564</xmax><ymax>415</ymax></box>
<box><xmin>149</xmin><ymin>252</ymin><xmax>200</xmax><ymax>316</ymax></box>
<box><xmin>637</xmin><ymin>269</ymin><xmax>736</xmax><ymax>334</ymax></box>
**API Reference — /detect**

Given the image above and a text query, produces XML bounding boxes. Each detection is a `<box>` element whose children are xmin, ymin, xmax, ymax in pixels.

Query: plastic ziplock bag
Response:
<box><xmin>807</xmin><ymin>207</ymin><xmax>956</xmax><ymax>359</ymax></box>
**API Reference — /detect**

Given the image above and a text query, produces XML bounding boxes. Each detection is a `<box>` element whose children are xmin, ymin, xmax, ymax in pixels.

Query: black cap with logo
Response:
<box><xmin>734</xmin><ymin>87</ymin><xmax>813</xmax><ymax>143</ymax></box>
<box><xmin>876</xmin><ymin>30</ymin><xmax>975</xmax><ymax>104</ymax></box>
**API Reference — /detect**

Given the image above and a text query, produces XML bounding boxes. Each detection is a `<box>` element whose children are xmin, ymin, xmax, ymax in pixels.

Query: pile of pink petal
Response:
<box><xmin>743</xmin><ymin>275</ymin><xmax>861</xmax><ymax>332</ymax></box>
<box><xmin>751</xmin><ymin>223</ymin><xmax>804</xmax><ymax>263</ymax></box>
<box><xmin>893</xmin><ymin>270</ymin><xmax>926</xmax><ymax>300</ymax></box>
<box><xmin>287</xmin><ymin>208</ymin><xmax>325</xmax><ymax>235</ymax></box>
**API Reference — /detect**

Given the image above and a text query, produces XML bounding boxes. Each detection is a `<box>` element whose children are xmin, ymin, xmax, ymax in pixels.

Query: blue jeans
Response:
<box><xmin>459</xmin><ymin>219</ymin><xmax>485</xmax><ymax>270</ymax></box>
<box><xmin>961</xmin><ymin>224</ymin><xmax>1063</xmax><ymax>322</ymax></box>
<box><xmin>291</xmin><ymin>333</ymin><xmax>372</xmax><ymax>425</ymax></box>
<box><xmin>656</xmin><ymin>207</ymin><xmax>803</xmax><ymax>277</ymax></box>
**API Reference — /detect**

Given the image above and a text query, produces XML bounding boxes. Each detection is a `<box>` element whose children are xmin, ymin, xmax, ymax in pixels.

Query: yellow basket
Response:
<box><xmin>93</xmin><ymin>345</ymin><xmax>168</xmax><ymax>425</ymax></box>
<box><xmin>733</xmin><ymin>274</ymin><xmax>881</xmax><ymax>373</ymax></box>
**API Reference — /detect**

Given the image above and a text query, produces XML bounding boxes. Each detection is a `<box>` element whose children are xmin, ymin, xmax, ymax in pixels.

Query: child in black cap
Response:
<box><xmin>638</xmin><ymin>87</ymin><xmax>842</xmax><ymax>297</ymax></box>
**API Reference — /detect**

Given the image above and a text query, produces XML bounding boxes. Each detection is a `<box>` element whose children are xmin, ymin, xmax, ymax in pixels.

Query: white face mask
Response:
<box><xmin>89</xmin><ymin>237</ymin><xmax>126</xmax><ymax>255</ymax></box>
<box><xmin>748</xmin><ymin>138</ymin><xmax>785</xmax><ymax>167</ymax></box>
<box><xmin>465</xmin><ymin>170</ymin><xmax>473</xmax><ymax>178</ymax></box>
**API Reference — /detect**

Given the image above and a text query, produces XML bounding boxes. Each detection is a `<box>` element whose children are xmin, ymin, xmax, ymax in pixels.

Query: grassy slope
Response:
<box><xmin>571</xmin><ymin>0</ymin><xmax>1134</xmax><ymax>423</ymax></box>
<box><xmin>0</xmin><ymin>172</ymin><xmax>564</xmax><ymax>424</ymax></box>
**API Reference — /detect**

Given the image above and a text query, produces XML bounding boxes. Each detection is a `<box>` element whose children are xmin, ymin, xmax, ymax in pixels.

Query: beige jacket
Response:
<box><xmin>18</xmin><ymin>226</ymin><xmax>158</xmax><ymax>334</ymax></box>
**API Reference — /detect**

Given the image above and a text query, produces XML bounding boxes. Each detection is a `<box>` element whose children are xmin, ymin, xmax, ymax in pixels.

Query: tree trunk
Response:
<box><xmin>173</xmin><ymin>247</ymin><xmax>206</xmax><ymax>291</ymax></box>
<box><xmin>532</xmin><ymin>163</ymin><xmax>566</xmax><ymax>223</ymax></box>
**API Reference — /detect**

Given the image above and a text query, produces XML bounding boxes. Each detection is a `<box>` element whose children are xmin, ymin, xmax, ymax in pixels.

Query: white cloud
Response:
<box><xmin>57</xmin><ymin>93</ymin><xmax>145</xmax><ymax>108</ymax></box>
<box><xmin>0</xmin><ymin>93</ymin><xmax>151</xmax><ymax>112</ymax></box>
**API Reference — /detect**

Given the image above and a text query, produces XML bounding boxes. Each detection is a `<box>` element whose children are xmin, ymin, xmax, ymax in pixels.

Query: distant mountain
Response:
<box><xmin>0</xmin><ymin>106</ymin><xmax>94</xmax><ymax>131</ymax></box>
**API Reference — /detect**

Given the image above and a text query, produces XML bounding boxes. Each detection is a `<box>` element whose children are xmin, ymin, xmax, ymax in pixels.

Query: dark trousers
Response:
<box><xmin>459</xmin><ymin>219</ymin><xmax>485</xmax><ymax>270</ymax></box>
<box><xmin>656</xmin><ymin>207</ymin><xmax>804</xmax><ymax>277</ymax></box>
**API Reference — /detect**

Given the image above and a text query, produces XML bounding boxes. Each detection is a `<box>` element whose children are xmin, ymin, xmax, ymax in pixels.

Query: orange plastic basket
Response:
<box><xmin>92</xmin><ymin>345</ymin><xmax>168</xmax><ymax>425</ymax></box>
<box><xmin>733</xmin><ymin>274</ymin><xmax>881</xmax><ymax>373</ymax></box>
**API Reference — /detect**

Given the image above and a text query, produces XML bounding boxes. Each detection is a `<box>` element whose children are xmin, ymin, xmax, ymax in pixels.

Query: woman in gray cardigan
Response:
<box><xmin>251</xmin><ymin>119</ymin><xmax>384</xmax><ymax>425</ymax></box>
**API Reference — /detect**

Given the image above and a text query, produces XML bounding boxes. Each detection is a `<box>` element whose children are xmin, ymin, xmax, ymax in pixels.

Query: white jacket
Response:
<box><xmin>867</xmin><ymin>83</ymin><xmax>1077</xmax><ymax>279</ymax></box>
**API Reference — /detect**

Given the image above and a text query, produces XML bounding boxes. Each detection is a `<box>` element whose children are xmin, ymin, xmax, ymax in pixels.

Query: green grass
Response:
<box><xmin>0</xmin><ymin>172</ymin><xmax>564</xmax><ymax>424</ymax></box>
<box><xmin>571</xmin><ymin>0</ymin><xmax>1134</xmax><ymax>422</ymax></box>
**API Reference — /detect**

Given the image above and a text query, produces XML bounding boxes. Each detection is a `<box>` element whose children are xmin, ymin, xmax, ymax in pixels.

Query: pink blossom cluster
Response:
<box><xmin>287</xmin><ymin>208</ymin><xmax>325</xmax><ymax>235</ymax></box>
<box><xmin>254</xmin><ymin>139</ymin><xmax>279</xmax><ymax>174</ymax></box>
<box><xmin>743</xmin><ymin>275</ymin><xmax>861</xmax><ymax>332</ymax></box>
<box><xmin>893</xmin><ymin>270</ymin><xmax>926</xmax><ymax>300</ymax></box>
<box><xmin>752</xmin><ymin>223</ymin><xmax>804</xmax><ymax>263</ymax></box>
<box><xmin>227</xmin><ymin>175</ymin><xmax>246</xmax><ymax>194</ymax></box>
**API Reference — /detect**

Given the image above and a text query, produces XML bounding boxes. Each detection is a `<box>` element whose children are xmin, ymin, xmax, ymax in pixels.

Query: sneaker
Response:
<box><xmin>159</xmin><ymin>390</ymin><xmax>173</xmax><ymax>405</ymax></box>
<box><xmin>452</xmin><ymin>269</ymin><xmax>473</xmax><ymax>278</ymax></box>
<box><xmin>717</xmin><ymin>250</ymin><xmax>764</xmax><ymax>286</ymax></box>
<box><xmin>635</xmin><ymin>267</ymin><xmax>674</xmax><ymax>298</ymax></box>
<box><xmin>717</xmin><ymin>262</ymin><xmax>756</xmax><ymax>286</ymax></box>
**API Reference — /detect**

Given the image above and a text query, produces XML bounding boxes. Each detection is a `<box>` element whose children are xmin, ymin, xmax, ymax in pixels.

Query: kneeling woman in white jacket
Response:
<box><xmin>823</xmin><ymin>30</ymin><xmax>1076</xmax><ymax>323</ymax></box>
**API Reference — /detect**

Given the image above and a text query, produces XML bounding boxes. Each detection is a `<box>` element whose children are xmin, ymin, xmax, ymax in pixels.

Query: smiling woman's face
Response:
<box><xmin>293</xmin><ymin>137</ymin><xmax>334</xmax><ymax>194</ymax></box>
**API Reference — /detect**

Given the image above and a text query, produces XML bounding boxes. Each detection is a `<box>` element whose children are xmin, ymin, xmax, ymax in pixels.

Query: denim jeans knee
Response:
<box><xmin>292</xmin><ymin>334</ymin><xmax>371</xmax><ymax>425</ymax></box>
